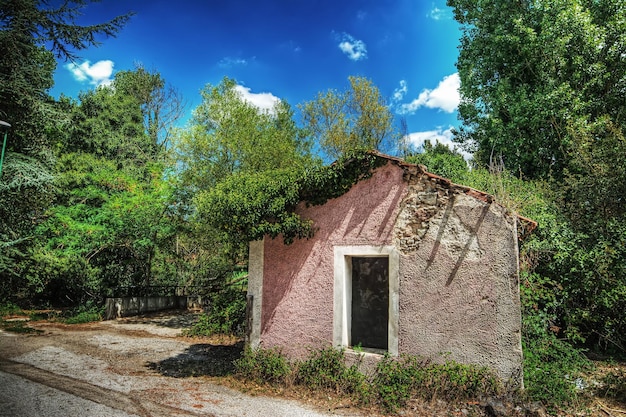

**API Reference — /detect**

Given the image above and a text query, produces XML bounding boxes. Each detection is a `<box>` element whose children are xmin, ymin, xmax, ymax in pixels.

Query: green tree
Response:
<box><xmin>174</xmin><ymin>77</ymin><xmax>316</xmax><ymax>269</ymax></box>
<box><xmin>0</xmin><ymin>0</ymin><xmax>131</xmax><ymax>152</ymax></box>
<box><xmin>449</xmin><ymin>0</ymin><xmax>626</xmax><ymax>352</ymax></box>
<box><xmin>113</xmin><ymin>65</ymin><xmax>185</xmax><ymax>152</ymax></box>
<box><xmin>19</xmin><ymin>68</ymin><xmax>181</xmax><ymax>306</ymax></box>
<box><xmin>551</xmin><ymin>118</ymin><xmax>626</xmax><ymax>348</ymax></box>
<box><xmin>405</xmin><ymin>140</ymin><xmax>468</xmax><ymax>182</ymax></box>
<box><xmin>449</xmin><ymin>0</ymin><xmax>626</xmax><ymax>179</ymax></box>
<box><xmin>300</xmin><ymin>76</ymin><xmax>399</xmax><ymax>160</ymax></box>
<box><xmin>0</xmin><ymin>0</ymin><xmax>131</xmax><ymax>297</ymax></box>
<box><xmin>23</xmin><ymin>154</ymin><xmax>175</xmax><ymax>304</ymax></box>
<box><xmin>176</xmin><ymin>77</ymin><xmax>313</xmax><ymax>190</ymax></box>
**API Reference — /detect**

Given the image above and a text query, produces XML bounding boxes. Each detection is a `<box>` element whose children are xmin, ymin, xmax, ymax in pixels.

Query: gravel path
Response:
<box><xmin>0</xmin><ymin>313</ymin><xmax>364</xmax><ymax>417</ymax></box>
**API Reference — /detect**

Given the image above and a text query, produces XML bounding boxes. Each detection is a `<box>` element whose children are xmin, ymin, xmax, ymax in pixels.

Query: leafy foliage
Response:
<box><xmin>0</xmin><ymin>0</ymin><xmax>131</xmax><ymax>302</ymax></box>
<box><xmin>299</xmin><ymin>149</ymin><xmax>388</xmax><ymax>206</ymax></box>
<box><xmin>184</xmin><ymin>286</ymin><xmax>246</xmax><ymax>337</ymax></box>
<box><xmin>296</xmin><ymin>347</ymin><xmax>366</xmax><ymax>394</ymax></box>
<box><xmin>373</xmin><ymin>354</ymin><xmax>501</xmax><ymax>413</ymax></box>
<box><xmin>300</xmin><ymin>76</ymin><xmax>400</xmax><ymax>159</ymax></box>
<box><xmin>597</xmin><ymin>368</ymin><xmax>626</xmax><ymax>403</ymax></box>
<box><xmin>175</xmin><ymin>77</ymin><xmax>313</xmax><ymax>191</ymax></box>
<box><xmin>523</xmin><ymin>334</ymin><xmax>592</xmax><ymax>408</ymax></box>
<box><xmin>197</xmin><ymin>168</ymin><xmax>313</xmax><ymax>245</ymax></box>
<box><xmin>449</xmin><ymin>0</ymin><xmax>626</xmax><ymax>180</ymax></box>
<box><xmin>235</xmin><ymin>347</ymin><xmax>500</xmax><ymax>414</ymax></box>
<box><xmin>63</xmin><ymin>304</ymin><xmax>103</xmax><ymax>324</ymax></box>
<box><xmin>405</xmin><ymin>140</ymin><xmax>468</xmax><ymax>181</ymax></box>
<box><xmin>197</xmin><ymin>150</ymin><xmax>391</xmax><ymax>247</ymax></box>
<box><xmin>451</xmin><ymin>0</ymin><xmax>626</xmax><ymax>351</ymax></box>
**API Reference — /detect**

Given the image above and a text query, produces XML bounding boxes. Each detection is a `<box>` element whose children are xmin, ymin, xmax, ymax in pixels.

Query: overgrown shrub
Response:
<box><xmin>296</xmin><ymin>347</ymin><xmax>366</xmax><ymax>396</ymax></box>
<box><xmin>424</xmin><ymin>360</ymin><xmax>501</xmax><ymax>400</ymax></box>
<box><xmin>373</xmin><ymin>354</ymin><xmax>501</xmax><ymax>413</ymax></box>
<box><xmin>523</xmin><ymin>333</ymin><xmax>592</xmax><ymax>408</ymax></box>
<box><xmin>373</xmin><ymin>354</ymin><xmax>424</xmax><ymax>412</ymax></box>
<box><xmin>234</xmin><ymin>347</ymin><xmax>292</xmax><ymax>385</ymax></box>
<box><xmin>234</xmin><ymin>346</ymin><xmax>507</xmax><ymax>414</ymax></box>
<box><xmin>63</xmin><ymin>304</ymin><xmax>103</xmax><ymax>324</ymax></box>
<box><xmin>0</xmin><ymin>302</ymin><xmax>22</xmax><ymax>316</ymax></box>
<box><xmin>184</xmin><ymin>285</ymin><xmax>246</xmax><ymax>337</ymax></box>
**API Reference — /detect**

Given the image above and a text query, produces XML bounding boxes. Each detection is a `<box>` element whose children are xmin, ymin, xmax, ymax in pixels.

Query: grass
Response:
<box><xmin>2</xmin><ymin>320</ymin><xmax>43</xmax><ymax>334</ymax></box>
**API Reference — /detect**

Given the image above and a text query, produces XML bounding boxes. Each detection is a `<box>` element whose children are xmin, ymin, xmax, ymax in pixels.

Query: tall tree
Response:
<box><xmin>173</xmin><ymin>77</ymin><xmax>316</xmax><ymax>271</ymax></box>
<box><xmin>0</xmin><ymin>0</ymin><xmax>132</xmax><ymax>153</ymax></box>
<box><xmin>175</xmin><ymin>77</ymin><xmax>313</xmax><ymax>191</ymax></box>
<box><xmin>300</xmin><ymin>76</ymin><xmax>399</xmax><ymax>160</ymax></box>
<box><xmin>114</xmin><ymin>65</ymin><xmax>185</xmax><ymax>153</ymax></box>
<box><xmin>22</xmin><ymin>68</ymin><xmax>179</xmax><ymax>305</ymax></box>
<box><xmin>0</xmin><ymin>0</ymin><xmax>132</xmax><ymax>291</ymax></box>
<box><xmin>449</xmin><ymin>0</ymin><xmax>626</xmax><ymax>179</ymax></box>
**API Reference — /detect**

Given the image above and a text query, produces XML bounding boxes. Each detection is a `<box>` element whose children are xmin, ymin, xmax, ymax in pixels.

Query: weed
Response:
<box><xmin>296</xmin><ymin>347</ymin><xmax>369</xmax><ymax>400</ymax></box>
<box><xmin>234</xmin><ymin>347</ymin><xmax>291</xmax><ymax>385</ymax></box>
<box><xmin>0</xmin><ymin>302</ymin><xmax>23</xmax><ymax>316</ymax></box>
<box><xmin>597</xmin><ymin>368</ymin><xmax>626</xmax><ymax>404</ymax></box>
<box><xmin>373</xmin><ymin>354</ymin><xmax>424</xmax><ymax>412</ymax></box>
<box><xmin>63</xmin><ymin>304</ymin><xmax>103</xmax><ymax>324</ymax></box>
<box><xmin>184</xmin><ymin>286</ymin><xmax>246</xmax><ymax>337</ymax></box>
<box><xmin>64</xmin><ymin>311</ymin><xmax>102</xmax><ymax>324</ymax></box>
<box><xmin>2</xmin><ymin>321</ymin><xmax>42</xmax><ymax>334</ymax></box>
<box><xmin>234</xmin><ymin>346</ymin><xmax>506</xmax><ymax>414</ymax></box>
<box><xmin>424</xmin><ymin>360</ymin><xmax>501</xmax><ymax>401</ymax></box>
<box><xmin>373</xmin><ymin>354</ymin><xmax>501</xmax><ymax>413</ymax></box>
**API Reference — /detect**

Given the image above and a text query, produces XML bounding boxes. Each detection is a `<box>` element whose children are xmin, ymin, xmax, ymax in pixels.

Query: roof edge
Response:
<box><xmin>366</xmin><ymin>151</ymin><xmax>539</xmax><ymax>238</ymax></box>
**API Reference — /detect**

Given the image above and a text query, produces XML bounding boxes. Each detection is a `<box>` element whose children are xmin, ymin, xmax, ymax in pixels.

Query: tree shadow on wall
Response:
<box><xmin>147</xmin><ymin>341</ymin><xmax>244</xmax><ymax>378</ymax></box>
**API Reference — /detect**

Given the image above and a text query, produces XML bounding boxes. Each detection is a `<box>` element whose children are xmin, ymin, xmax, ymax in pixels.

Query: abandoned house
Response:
<box><xmin>247</xmin><ymin>152</ymin><xmax>535</xmax><ymax>385</ymax></box>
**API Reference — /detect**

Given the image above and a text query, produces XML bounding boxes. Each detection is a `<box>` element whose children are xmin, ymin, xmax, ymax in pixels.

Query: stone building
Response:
<box><xmin>247</xmin><ymin>152</ymin><xmax>535</xmax><ymax>385</ymax></box>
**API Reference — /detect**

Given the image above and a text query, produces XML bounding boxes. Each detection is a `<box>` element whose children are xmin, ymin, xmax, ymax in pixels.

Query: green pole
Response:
<box><xmin>0</xmin><ymin>120</ymin><xmax>10</xmax><ymax>177</ymax></box>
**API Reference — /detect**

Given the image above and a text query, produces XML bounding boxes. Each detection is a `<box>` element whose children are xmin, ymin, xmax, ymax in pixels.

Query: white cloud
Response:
<box><xmin>427</xmin><ymin>4</ymin><xmax>452</xmax><ymax>20</ymax></box>
<box><xmin>218</xmin><ymin>57</ymin><xmax>248</xmax><ymax>68</ymax></box>
<box><xmin>65</xmin><ymin>60</ymin><xmax>114</xmax><ymax>86</ymax></box>
<box><xmin>337</xmin><ymin>33</ymin><xmax>367</xmax><ymax>61</ymax></box>
<box><xmin>393</xmin><ymin>80</ymin><xmax>408</xmax><ymax>101</ymax></box>
<box><xmin>234</xmin><ymin>85</ymin><xmax>280</xmax><ymax>113</ymax></box>
<box><xmin>280</xmin><ymin>41</ymin><xmax>302</xmax><ymax>54</ymax></box>
<box><xmin>397</xmin><ymin>73</ymin><xmax>460</xmax><ymax>114</ymax></box>
<box><xmin>406</xmin><ymin>127</ymin><xmax>471</xmax><ymax>160</ymax></box>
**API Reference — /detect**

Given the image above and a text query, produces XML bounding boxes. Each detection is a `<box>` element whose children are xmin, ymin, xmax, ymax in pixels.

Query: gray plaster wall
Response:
<box><xmin>393</xmin><ymin>174</ymin><xmax>523</xmax><ymax>385</ymax></box>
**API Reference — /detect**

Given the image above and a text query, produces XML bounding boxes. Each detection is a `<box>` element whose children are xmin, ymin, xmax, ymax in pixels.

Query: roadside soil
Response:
<box><xmin>0</xmin><ymin>311</ymin><xmax>365</xmax><ymax>417</ymax></box>
<box><xmin>2</xmin><ymin>311</ymin><xmax>624</xmax><ymax>417</ymax></box>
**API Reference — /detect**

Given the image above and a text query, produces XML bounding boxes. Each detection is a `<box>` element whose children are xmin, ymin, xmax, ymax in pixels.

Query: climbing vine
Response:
<box><xmin>198</xmin><ymin>150</ymin><xmax>389</xmax><ymax>245</ymax></box>
<box><xmin>299</xmin><ymin>150</ymin><xmax>388</xmax><ymax>206</ymax></box>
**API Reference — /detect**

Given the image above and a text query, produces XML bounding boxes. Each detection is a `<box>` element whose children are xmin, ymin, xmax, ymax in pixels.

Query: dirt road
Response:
<box><xmin>0</xmin><ymin>313</ymin><xmax>362</xmax><ymax>417</ymax></box>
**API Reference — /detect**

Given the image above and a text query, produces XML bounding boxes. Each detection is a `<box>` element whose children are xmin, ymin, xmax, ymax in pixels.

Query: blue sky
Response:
<box><xmin>51</xmin><ymin>0</ymin><xmax>463</xmax><ymax>155</ymax></box>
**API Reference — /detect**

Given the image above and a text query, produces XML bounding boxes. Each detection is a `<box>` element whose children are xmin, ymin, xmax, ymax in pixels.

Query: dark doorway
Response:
<box><xmin>351</xmin><ymin>256</ymin><xmax>389</xmax><ymax>350</ymax></box>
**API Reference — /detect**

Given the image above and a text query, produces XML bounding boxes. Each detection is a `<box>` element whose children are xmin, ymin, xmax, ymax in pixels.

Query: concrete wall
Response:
<box><xmin>248</xmin><ymin>159</ymin><xmax>523</xmax><ymax>385</ymax></box>
<box><xmin>104</xmin><ymin>296</ymin><xmax>195</xmax><ymax>320</ymax></box>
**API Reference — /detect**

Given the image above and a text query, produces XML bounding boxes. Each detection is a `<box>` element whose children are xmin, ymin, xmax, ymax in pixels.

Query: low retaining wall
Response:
<box><xmin>104</xmin><ymin>295</ymin><xmax>207</xmax><ymax>320</ymax></box>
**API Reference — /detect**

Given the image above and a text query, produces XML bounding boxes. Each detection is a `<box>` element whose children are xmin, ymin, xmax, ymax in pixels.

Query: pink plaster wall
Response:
<box><xmin>261</xmin><ymin>162</ymin><xmax>407</xmax><ymax>357</ymax></box>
